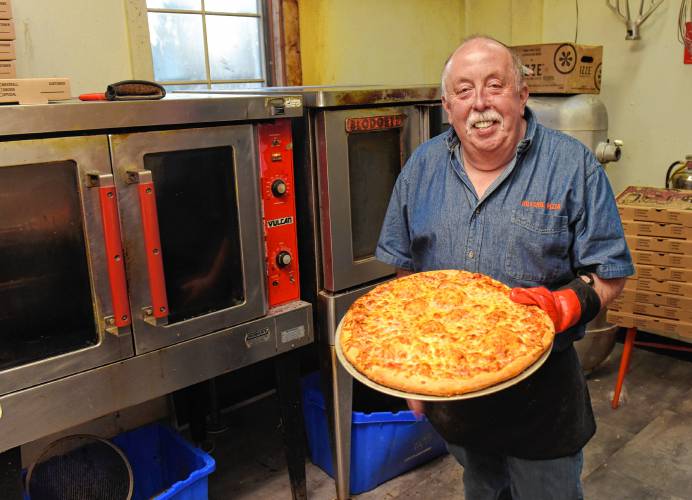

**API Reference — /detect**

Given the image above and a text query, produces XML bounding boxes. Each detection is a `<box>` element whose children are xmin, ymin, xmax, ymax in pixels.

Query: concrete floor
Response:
<box><xmin>206</xmin><ymin>341</ymin><xmax>692</xmax><ymax>499</ymax></box>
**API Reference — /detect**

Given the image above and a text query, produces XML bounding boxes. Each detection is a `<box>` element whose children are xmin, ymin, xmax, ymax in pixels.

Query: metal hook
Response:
<box><xmin>605</xmin><ymin>0</ymin><xmax>664</xmax><ymax>40</ymax></box>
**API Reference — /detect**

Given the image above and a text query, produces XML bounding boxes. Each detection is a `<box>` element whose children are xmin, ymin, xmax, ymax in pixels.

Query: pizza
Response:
<box><xmin>339</xmin><ymin>270</ymin><xmax>554</xmax><ymax>397</ymax></box>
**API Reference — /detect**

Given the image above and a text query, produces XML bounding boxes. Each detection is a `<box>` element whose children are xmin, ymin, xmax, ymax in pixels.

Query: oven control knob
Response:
<box><xmin>271</xmin><ymin>179</ymin><xmax>287</xmax><ymax>197</ymax></box>
<box><xmin>276</xmin><ymin>251</ymin><xmax>292</xmax><ymax>268</ymax></box>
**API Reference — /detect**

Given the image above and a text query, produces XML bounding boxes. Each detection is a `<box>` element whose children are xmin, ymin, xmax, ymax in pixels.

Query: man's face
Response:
<box><xmin>442</xmin><ymin>40</ymin><xmax>528</xmax><ymax>164</ymax></box>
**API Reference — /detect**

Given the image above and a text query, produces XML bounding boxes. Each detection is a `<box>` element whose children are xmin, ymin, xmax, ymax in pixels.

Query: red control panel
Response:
<box><xmin>257</xmin><ymin>119</ymin><xmax>300</xmax><ymax>307</ymax></box>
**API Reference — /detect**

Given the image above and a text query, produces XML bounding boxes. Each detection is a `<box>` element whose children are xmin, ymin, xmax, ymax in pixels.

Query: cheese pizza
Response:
<box><xmin>339</xmin><ymin>270</ymin><xmax>555</xmax><ymax>397</ymax></box>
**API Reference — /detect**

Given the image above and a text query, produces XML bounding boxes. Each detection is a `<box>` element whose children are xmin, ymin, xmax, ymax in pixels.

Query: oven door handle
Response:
<box><xmin>127</xmin><ymin>169</ymin><xmax>169</xmax><ymax>323</ymax></box>
<box><xmin>88</xmin><ymin>173</ymin><xmax>132</xmax><ymax>330</ymax></box>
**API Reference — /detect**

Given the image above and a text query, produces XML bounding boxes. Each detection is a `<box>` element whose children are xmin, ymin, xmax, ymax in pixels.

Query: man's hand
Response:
<box><xmin>509</xmin><ymin>287</ymin><xmax>582</xmax><ymax>333</ymax></box>
<box><xmin>406</xmin><ymin>399</ymin><xmax>425</xmax><ymax>419</ymax></box>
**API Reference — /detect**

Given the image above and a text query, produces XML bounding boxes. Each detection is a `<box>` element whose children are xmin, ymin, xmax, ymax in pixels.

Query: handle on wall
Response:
<box><xmin>127</xmin><ymin>169</ymin><xmax>169</xmax><ymax>322</ymax></box>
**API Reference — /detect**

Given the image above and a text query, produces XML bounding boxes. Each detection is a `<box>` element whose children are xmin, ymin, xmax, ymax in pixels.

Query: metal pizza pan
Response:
<box><xmin>334</xmin><ymin>320</ymin><xmax>553</xmax><ymax>402</ymax></box>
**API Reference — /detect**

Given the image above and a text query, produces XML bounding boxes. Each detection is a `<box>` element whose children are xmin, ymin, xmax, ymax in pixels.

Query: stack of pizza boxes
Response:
<box><xmin>0</xmin><ymin>0</ymin><xmax>14</xmax><ymax>79</ymax></box>
<box><xmin>607</xmin><ymin>186</ymin><xmax>692</xmax><ymax>343</ymax></box>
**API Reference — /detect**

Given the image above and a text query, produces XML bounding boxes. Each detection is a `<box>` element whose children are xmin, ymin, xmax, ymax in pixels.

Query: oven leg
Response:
<box><xmin>320</xmin><ymin>345</ymin><xmax>353</xmax><ymax>500</ymax></box>
<box><xmin>275</xmin><ymin>350</ymin><xmax>307</xmax><ymax>500</ymax></box>
<box><xmin>0</xmin><ymin>446</ymin><xmax>23</xmax><ymax>500</ymax></box>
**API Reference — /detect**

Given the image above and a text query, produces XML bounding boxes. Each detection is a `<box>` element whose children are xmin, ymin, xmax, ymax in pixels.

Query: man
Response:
<box><xmin>375</xmin><ymin>36</ymin><xmax>633</xmax><ymax>499</ymax></box>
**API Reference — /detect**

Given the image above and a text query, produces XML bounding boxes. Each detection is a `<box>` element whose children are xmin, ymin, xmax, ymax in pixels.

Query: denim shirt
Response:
<box><xmin>376</xmin><ymin>107</ymin><xmax>634</xmax><ymax>349</ymax></box>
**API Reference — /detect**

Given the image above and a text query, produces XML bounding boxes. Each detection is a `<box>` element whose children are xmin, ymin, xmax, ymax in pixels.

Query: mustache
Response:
<box><xmin>466</xmin><ymin>110</ymin><xmax>504</xmax><ymax>131</ymax></box>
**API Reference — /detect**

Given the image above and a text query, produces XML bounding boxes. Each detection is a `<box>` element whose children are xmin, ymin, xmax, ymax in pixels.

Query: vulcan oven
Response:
<box><xmin>180</xmin><ymin>85</ymin><xmax>442</xmax><ymax>498</ymax></box>
<box><xmin>0</xmin><ymin>95</ymin><xmax>313</xmax><ymax>460</ymax></box>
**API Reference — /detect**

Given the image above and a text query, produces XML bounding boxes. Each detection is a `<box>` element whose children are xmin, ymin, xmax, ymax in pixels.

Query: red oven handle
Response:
<box><xmin>136</xmin><ymin>179</ymin><xmax>169</xmax><ymax>320</ymax></box>
<box><xmin>97</xmin><ymin>184</ymin><xmax>132</xmax><ymax>328</ymax></box>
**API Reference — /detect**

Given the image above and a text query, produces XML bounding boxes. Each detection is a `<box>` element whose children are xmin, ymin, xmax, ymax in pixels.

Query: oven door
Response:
<box><xmin>315</xmin><ymin>106</ymin><xmax>422</xmax><ymax>292</ymax></box>
<box><xmin>111</xmin><ymin>125</ymin><xmax>267</xmax><ymax>354</ymax></box>
<box><xmin>0</xmin><ymin>136</ymin><xmax>134</xmax><ymax>395</ymax></box>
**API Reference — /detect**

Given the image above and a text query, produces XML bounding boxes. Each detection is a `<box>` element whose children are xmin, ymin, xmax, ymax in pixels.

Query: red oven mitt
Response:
<box><xmin>510</xmin><ymin>276</ymin><xmax>602</xmax><ymax>334</ymax></box>
<box><xmin>509</xmin><ymin>287</ymin><xmax>582</xmax><ymax>333</ymax></box>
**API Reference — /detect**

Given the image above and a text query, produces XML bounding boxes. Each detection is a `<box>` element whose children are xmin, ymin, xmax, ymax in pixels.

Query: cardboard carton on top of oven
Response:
<box><xmin>0</xmin><ymin>59</ymin><xmax>15</xmax><ymax>79</ymax></box>
<box><xmin>512</xmin><ymin>43</ymin><xmax>602</xmax><ymax>94</ymax></box>
<box><xmin>0</xmin><ymin>78</ymin><xmax>72</xmax><ymax>104</ymax></box>
<box><xmin>617</xmin><ymin>185</ymin><xmax>692</xmax><ymax>227</ymax></box>
<box><xmin>0</xmin><ymin>19</ymin><xmax>14</xmax><ymax>41</ymax></box>
<box><xmin>0</xmin><ymin>0</ymin><xmax>11</xmax><ymax>20</ymax></box>
<box><xmin>0</xmin><ymin>40</ymin><xmax>14</xmax><ymax>60</ymax></box>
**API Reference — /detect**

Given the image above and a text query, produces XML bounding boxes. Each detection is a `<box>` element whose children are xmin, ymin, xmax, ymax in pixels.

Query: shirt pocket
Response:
<box><xmin>504</xmin><ymin>210</ymin><xmax>570</xmax><ymax>283</ymax></box>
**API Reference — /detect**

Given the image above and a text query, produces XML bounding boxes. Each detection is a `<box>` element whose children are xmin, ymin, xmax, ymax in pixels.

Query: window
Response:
<box><xmin>126</xmin><ymin>0</ymin><xmax>302</xmax><ymax>89</ymax></box>
<box><xmin>129</xmin><ymin>0</ymin><xmax>268</xmax><ymax>91</ymax></box>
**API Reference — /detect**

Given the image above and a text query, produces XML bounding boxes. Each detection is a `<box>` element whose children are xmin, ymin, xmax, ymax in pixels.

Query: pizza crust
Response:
<box><xmin>339</xmin><ymin>270</ymin><xmax>555</xmax><ymax>397</ymax></box>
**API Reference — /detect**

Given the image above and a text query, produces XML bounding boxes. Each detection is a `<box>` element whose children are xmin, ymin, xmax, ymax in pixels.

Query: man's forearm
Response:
<box><xmin>591</xmin><ymin>275</ymin><xmax>626</xmax><ymax>310</ymax></box>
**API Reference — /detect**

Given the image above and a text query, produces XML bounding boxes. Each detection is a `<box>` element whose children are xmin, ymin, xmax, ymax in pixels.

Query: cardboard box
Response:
<box><xmin>0</xmin><ymin>40</ymin><xmax>14</xmax><ymax>60</ymax></box>
<box><xmin>616</xmin><ymin>186</ymin><xmax>692</xmax><ymax>227</ymax></box>
<box><xmin>0</xmin><ymin>1</ymin><xmax>11</xmax><ymax>20</ymax></box>
<box><xmin>615</xmin><ymin>288</ymin><xmax>692</xmax><ymax>310</ymax></box>
<box><xmin>625</xmin><ymin>277</ymin><xmax>692</xmax><ymax>296</ymax></box>
<box><xmin>609</xmin><ymin>300</ymin><xmax>692</xmax><ymax>323</ymax></box>
<box><xmin>630</xmin><ymin>250</ymin><xmax>692</xmax><ymax>268</ymax></box>
<box><xmin>512</xmin><ymin>43</ymin><xmax>602</xmax><ymax>94</ymax></box>
<box><xmin>621</xmin><ymin>220</ymin><xmax>690</xmax><ymax>239</ymax></box>
<box><xmin>625</xmin><ymin>235</ymin><xmax>692</xmax><ymax>254</ymax></box>
<box><xmin>0</xmin><ymin>19</ymin><xmax>14</xmax><ymax>40</ymax></box>
<box><xmin>0</xmin><ymin>59</ymin><xmax>14</xmax><ymax>78</ymax></box>
<box><xmin>633</xmin><ymin>264</ymin><xmax>692</xmax><ymax>283</ymax></box>
<box><xmin>0</xmin><ymin>78</ymin><xmax>72</xmax><ymax>104</ymax></box>
<box><xmin>607</xmin><ymin>310</ymin><xmax>692</xmax><ymax>343</ymax></box>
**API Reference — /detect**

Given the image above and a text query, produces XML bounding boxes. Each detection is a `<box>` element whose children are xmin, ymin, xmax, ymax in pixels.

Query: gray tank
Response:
<box><xmin>529</xmin><ymin>94</ymin><xmax>622</xmax><ymax>373</ymax></box>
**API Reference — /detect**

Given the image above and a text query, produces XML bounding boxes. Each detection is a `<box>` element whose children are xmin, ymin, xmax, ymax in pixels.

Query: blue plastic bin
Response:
<box><xmin>112</xmin><ymin>423</ymin><xmax>215</xmax><ymax>500</ymax></box>
<box><xmin>301</xmin><ymin>372</ymin><xmax>448</xmax><ymax>494</ymax></box>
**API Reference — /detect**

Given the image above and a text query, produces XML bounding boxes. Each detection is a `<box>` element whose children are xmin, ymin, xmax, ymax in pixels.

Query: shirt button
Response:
<box><xmin>475</xmin><ymin>209</ymin><xmax>481</xmax><ymax>215</ymax></box>
<box><xmin>468</xmin><ymin>250</ymin><xmax>475</xmax><ymax>259</ymax></box>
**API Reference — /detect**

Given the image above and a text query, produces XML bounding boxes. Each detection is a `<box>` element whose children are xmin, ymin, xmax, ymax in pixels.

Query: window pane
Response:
<box><xmin>149</xmin><ymin>12</ymin><xmax>206</xmax><ymax>82</ymax></box>
<box><xmin>165</xmin><ymin>83</ymin><xmax>211</xmax><ymax>91</ymax></box>
<box><xmin>206</xmin><ymin>15</ymin><xmax>262</xmax><ymax>80</ymax></box>
<box><xmin>211</xmin><ymin>82</ymin><xmax>263</xmax><ymax>89</ymax></box>
<box><xmin>147</xmin><ymin>0</ymin><xmax>201</xmax><ymax>9</ymax></box>
<box><xmin>205</xmin><ymin>0</ymin><xmax>259</xmax><ymax>14</ymax></box>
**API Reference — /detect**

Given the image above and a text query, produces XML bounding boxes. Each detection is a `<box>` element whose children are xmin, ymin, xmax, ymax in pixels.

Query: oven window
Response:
<box><xmin>145</xmin><ymin>146</ymin><xmax>244</xmax><ymax>323</ymax></box>
<box><xmin>0</xmin><ymin>162</ymin><xmax>98</xmax><ymax>371</ymax></box>
<box><xmin>347</xmin><ymin>129</ymin><xmax>401</xmax><ymax>261</ymax></box>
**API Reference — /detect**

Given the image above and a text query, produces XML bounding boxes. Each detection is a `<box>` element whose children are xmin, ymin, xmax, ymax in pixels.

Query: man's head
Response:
<box><xmin>441</xmin><ymin>36</ymin><xmax>529</xmax><ymax>169</ymax></box>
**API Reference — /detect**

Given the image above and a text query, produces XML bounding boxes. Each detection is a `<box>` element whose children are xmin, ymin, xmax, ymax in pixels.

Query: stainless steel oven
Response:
<box><xmin>0</xmin><ymin>95</ymin><xmax>313</xmax><ymax>470</ymax></box>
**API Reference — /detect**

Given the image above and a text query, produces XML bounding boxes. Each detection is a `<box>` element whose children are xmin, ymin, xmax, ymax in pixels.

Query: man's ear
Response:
<box><xmin>519</xmin><ymin>83</ymin><xmax>529</xmax><ymax>114</ymax></box>
<box><xmin>442</xmin><ymin>95</ymin><xmax>452</xmax><ymax>122</ymax></box>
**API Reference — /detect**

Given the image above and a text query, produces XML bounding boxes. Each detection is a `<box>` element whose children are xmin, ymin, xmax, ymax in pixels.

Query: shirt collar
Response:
<box><xmin>443</xmin><ymin>105</ymin><xmax>537</xmax><ymax>154</ymax></box>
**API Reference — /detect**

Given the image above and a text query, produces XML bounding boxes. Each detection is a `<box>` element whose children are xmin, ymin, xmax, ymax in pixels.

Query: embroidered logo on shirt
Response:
<box><xmin>521</xmin><ymin>200</ymin><xmax>561</xmax><ymax>210</ymax></box>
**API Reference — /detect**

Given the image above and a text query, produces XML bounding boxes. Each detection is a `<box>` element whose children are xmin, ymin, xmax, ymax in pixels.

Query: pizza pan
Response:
<box><xmin>334</xmin><ymin>320</ymin><xmax>553</xmax><ymax>402</ymax></box>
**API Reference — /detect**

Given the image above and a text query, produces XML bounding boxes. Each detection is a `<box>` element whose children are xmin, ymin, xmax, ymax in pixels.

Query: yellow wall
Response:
<box><xmin>541</xmin><ymin>0</ymin><xmax>691</xmax><ymax>194</ymax></box>
<box><xmin>13</xmin><ymin>0</ymin><xmax>132</xmax><ymax>96</ymax></box>
<box><xmin>463</xmin><ymin>0</ymin><xmax>542</xmax><ymax>45</ymax></box>
<box><xmin>298</xmin><ymin>0</ymin><xmax>465</xmax><ymax>85</ymax></box>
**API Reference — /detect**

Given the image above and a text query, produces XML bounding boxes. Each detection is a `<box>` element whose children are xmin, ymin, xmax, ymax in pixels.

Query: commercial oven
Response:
<box><xmin>0</xmin><ymin>95</ymin><xmax>313</xmax><ymax>496</ymax></box>
<box><xmin>180</xmin><ymin>85</ymin><xmax>442</xmax><ymax>498</ymax></box>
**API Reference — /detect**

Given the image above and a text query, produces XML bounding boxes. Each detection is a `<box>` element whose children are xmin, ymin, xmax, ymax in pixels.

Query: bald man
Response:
<box><xmin>376</xmin><ymin>36</ymin><xmax>633</xmax><ymax>499</ymax></box>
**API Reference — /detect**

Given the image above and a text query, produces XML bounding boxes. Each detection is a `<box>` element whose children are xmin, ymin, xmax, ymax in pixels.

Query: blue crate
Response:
<box><xmin>112</xmin><ymin>423</ymin><xmax>215</xmax><ymax>500</ymax></box>
<box><xmin>301</xmin><ymin>372</ymin><xmax>448</xmax><ymax>494</ymax></box>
